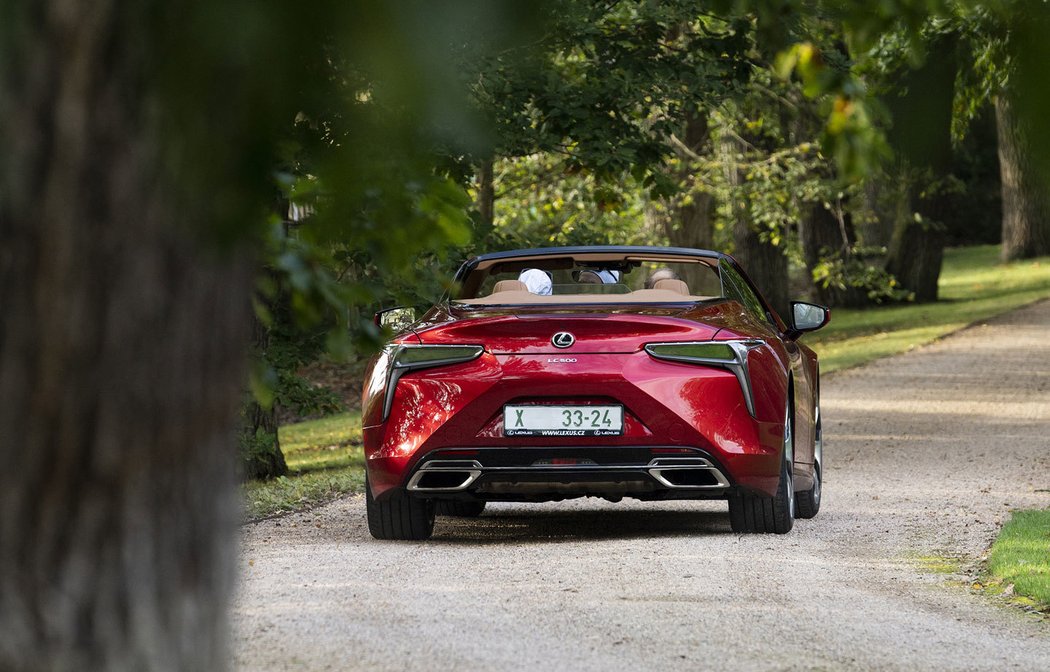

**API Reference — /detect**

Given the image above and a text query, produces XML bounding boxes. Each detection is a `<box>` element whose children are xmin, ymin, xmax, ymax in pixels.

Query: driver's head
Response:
<box><xmin>645</xmin><ymin>267</ymin><xmax>678</xmax><ymax>289</ymax></box>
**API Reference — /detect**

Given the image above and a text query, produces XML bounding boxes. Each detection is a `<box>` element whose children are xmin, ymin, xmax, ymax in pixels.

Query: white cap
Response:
<box><xmin>518</xmin><ymin>268</ymin><xmax>552</xmax><ymax>295</ymax></box>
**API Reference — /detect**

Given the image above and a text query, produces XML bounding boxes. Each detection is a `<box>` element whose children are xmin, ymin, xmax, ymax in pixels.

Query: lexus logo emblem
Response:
<box><xmin>552</xmin><ymin>332</ymin><xmax>575</xmax><ymax>348</ymax></box>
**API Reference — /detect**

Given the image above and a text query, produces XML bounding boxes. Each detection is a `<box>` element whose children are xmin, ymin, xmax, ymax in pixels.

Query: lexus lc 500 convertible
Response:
<box><xmin>362</xmin><ymin>246</ymin><xmax>829</xmax><ymax>539</ymax></box>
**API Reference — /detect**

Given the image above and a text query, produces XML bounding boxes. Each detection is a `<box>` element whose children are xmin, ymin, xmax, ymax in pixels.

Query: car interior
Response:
<box><xmin>456</xmin><ymin>255</ymin><xmax>723</xmax><ymax>305</ymax></box>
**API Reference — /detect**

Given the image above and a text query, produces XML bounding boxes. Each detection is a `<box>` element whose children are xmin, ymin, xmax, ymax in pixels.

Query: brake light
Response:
<box><xmin>644</xmin><ymin>340</ymin><xmax>763</xmax><ymax>417</ymax></box>
<box><xmin>380</xmin><ymin>344</ymin><xmax>484</xmax><ymax>421</ymax></box>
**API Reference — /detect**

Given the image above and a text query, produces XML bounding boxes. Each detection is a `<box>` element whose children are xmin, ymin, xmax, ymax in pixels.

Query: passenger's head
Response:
<box><xmin>518</xmin><ymin>268</ymin><xmax>552</xmax><ymax>295</ymax></box>
<box><xmin>645</xmin><ymin>267</ymin><xmax>678</xmax><ymax>289</ymax></box>
<box><xmin>576</xmin><ymin>269</ymin><xmax>620</xmax><ymax>285</ymax></box>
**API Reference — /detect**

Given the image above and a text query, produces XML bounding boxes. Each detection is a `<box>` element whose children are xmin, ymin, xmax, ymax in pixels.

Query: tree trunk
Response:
<box><xmin>723</xmin><ymin>137</ymin><xmax>789</xmax><ymax>318</ymax></box>
<box><xmin>732</xmin><ymin>216</ymin><xmax>790</xmax><ymax>318</ymax></box>
<box><xmin>655</xmin><ymin>113</ymin><xmax>715</xmax><ymax>291</ymax></box>
<box><xmin>0</xmin><ymin>3</ymin><xmax>248</xmax><ymax>669</ymax></box>
<box><xmin>477</xmin><ymin>157</ymin><xmax>495</xmax><ymax>231</ymax></box>
<box><xmin>240</xmin><ymin>308</ymin><xmax>287</xmax><ymax>481</ymax></box>
<box><xmin>859</xmin><ymin>179</ymin><xmax>896</xmax><ymax>250</ymax></box>
<box><xmin>885</xmin><ymin>220</ymin><xmax>945</xmax><ymax>303</ymax></box>
<box><xmin>885</xmin><ymin>180</ymin><xmax>947</xmax><ymax>304</ymax></box>
<box><xmin>799</xmin><ymin>200</ymin><xmax>869</xmax><ymax>307</ymax></box>
<box><xmin>996</xmin><ymin>93</ymin><xmax>1050</xmax><ymax>261</ymax></box>
<box><xmin>666</xmin><ymin>114</ymin><xmax>715</xmax><ymax>248</ymax></box>
<box><xmin>798</xmin><ymin>202</ymin><xmax>834</xmax><ymax>302</ymax></box>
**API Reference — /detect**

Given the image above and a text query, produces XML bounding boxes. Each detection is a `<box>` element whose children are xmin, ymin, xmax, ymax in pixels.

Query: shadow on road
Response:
<box><xmin>428</xmin><ymin>506</ymin><xmax>733</xmax><ymax>544</ymax></box>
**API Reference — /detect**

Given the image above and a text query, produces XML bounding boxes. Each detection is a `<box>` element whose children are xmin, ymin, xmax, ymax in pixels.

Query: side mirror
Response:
<box><xmin>786</xmin><ymin>301</ymin><xmax>830</xmax><ymax>339</ymax></box>
<box><xmin>374</xmin><ymin>306</ymin><xmax>417</xmax><ymax>333</ymax></box>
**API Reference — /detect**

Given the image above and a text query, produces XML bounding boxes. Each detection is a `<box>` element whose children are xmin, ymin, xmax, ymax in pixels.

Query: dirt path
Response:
<box><xmin>232</xmin><ymin>300</ymin><xmax>1050</xmax><ymax>671</ymax></box>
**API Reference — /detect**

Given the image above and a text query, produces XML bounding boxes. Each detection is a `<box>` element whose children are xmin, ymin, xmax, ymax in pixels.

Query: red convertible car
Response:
<box><xmin>363</xmin><ymin>246</ymin><xmax>829</xmax><ymax>539</ymax></box>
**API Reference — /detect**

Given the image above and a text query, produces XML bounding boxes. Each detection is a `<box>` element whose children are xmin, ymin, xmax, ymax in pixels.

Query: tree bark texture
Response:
<box><xmin>665</xmin><ymin>114</ymin><xmax>715</xmax><ymax>248</ymax></box>
<box><xmin>0</xmin><ymin>3</ymin><xmax>249</xmax><ymax>670</ymax></box>
<box><xmin>996</xmin><ymin>93</ymin><xmax>1050</xmax><ymax>261</ymax></box>
<box><xmin>241</xmin><ymin>309</ymin><xmax>287</xmax><ymax>481</ymax></box>
<box><xmin>885</xmin><ymin>220</ymin><xmax>945</xmax><ymax>303</ymax></box>
<box><xmin>477</xmin><ymin>158</ymin><xmax>495</xmax><ymax>231</ymax></box>
<box><xmin>859</xmin><ymin>180</ymin><xmax>896</xmax><ymax>250</ymax></box>
<box><xmin>884</xmin><ymin>182</ymin><xmax>947</xmax><ymax>304</ymax></box>
<box><xmin>732</xmin><ymin>216</ymin><xmax>790</xmax><ymax>318</ymax></box>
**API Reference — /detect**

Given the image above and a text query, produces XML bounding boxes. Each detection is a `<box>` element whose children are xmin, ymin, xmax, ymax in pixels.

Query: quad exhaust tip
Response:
<box><xmin>406</xmin><ymin>457</ymin><xmax>729</xmax><ymax>492</ymax></box>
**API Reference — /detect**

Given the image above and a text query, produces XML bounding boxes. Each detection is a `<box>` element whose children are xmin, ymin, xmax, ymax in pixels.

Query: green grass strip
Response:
<box><xmin>243</xmin><ymin>411</ymin><xmax>365</xmax><ymax>520</ymax></box>
<box><xmin>810</xmin><ymin>245</ymin><xmax>1050</xmax><ymax>373</ymax></box>
<box><xmin>987</xmin><ymin>509</ymin><xmax>1050</xmax><ymax>607</ymax></box>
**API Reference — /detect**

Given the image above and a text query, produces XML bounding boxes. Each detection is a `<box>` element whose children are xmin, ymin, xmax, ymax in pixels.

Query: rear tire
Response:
<box><xmin>435</xmin><ymin>500</ymin><xmax>486</xmax><ymax>517</ymax></box>
<box><xmin>366</xmin><ymin>477</ymin><xmax>435</xmax><ymax>541</ymax></box>
<box><xmin>728</xmin><ymin>402</ymin><xmax>795</xmax><ymax>534</ymax></box>
<box><xmin>796</xmin><ymin>404</ymin><xmax>822</xmax><ymax>519</ymax></box>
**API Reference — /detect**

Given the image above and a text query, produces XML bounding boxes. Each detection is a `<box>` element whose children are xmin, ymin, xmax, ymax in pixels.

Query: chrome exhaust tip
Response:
<box><xmin>648</xmin><ymin>457</ymin><xmax>730</xmax><ymax>489</ymax></box>
<box><xmin>406</xmin><ymin>460</ymin><xmax>482</xmax><ymax>492</ymax></box>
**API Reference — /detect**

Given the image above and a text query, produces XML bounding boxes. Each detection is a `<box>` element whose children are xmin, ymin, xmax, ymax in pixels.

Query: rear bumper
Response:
<box><xmin>367</xmin><ymin>445</ymin><xmax>777</xmax><ymax>503</ymax></box>
<box><xmin>364</xmin><ymin>350</ymin><xmax>786</xmax><ymax>500</ymax></box>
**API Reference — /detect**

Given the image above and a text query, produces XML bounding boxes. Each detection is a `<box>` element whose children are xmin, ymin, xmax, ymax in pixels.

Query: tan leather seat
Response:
<box><xmin>653</xmin><ymin>278</ymin><xmax>690</xmax><ymax>295</ymax></box>
<box><xmin>492</xmin><ymin>279</ymin><xmax>528</xmax><ymax>293</ymax></box>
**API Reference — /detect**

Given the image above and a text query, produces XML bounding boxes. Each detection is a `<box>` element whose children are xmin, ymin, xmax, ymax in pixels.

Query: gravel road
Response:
<box><xmin>233</xmin><ymin>299</ymin><xmax>1050</xmax><ymax>671</ymax></box>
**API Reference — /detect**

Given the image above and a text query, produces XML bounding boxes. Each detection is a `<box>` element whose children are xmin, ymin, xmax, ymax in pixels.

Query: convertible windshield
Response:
<box><xmin>453</xmin><ymin>252</ymin><xmax>725</xmax><ymax>305</ymax></box>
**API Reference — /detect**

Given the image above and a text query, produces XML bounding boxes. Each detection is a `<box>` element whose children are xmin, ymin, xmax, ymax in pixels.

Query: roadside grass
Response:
<box><xmin>811</xmin><ymin>245</ymin><xmax>1050</xmax><ymax>373</ymax></box>
<box><xmin>242</xmin><ymin>411</ymin><xmax>365</xmax><ymax>521</ymax></box>
<box><xmin>244</xmin><ymin>244</ymin><xmax>1050</xmax><ymax>519</ymax></box>
<box><xmin>983</xmin><ymin>509</ymin><xmax>1050</xmax><ymax>611</ymax></box>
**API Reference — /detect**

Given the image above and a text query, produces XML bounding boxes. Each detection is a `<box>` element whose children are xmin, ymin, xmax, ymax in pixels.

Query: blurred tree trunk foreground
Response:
<box><xmin>0</xmin><ymin>3</ymin><xmax>248</xmax><ymax>669</ymax></box>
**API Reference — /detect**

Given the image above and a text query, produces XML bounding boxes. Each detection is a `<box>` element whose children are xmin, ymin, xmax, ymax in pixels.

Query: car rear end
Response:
<box><xmin>362</xmin><ymin>310</ymin><xmax>787</xmax><ymax>510</ymax></box>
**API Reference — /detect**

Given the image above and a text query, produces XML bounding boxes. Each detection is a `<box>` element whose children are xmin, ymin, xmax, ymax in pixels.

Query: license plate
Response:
<box><xmin>503</xmin><ymin>405</ymin><xmax>624</xmax><ymax>437</ymax></box>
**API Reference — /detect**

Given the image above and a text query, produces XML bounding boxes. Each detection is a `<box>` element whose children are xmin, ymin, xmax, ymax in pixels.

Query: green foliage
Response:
<box><xmin>222</xmin><ymin>5</ymin><xmax>557</xmax><ymax>468</ymax></box>
<box><xmin>706</xmin><ymin>133</ymin><xmax>827</xmax><ymax>259</ymax></box>
<box><xmin>473</xmin><ymin>1</ymin><xmax>752</xmax><ymax>181</ymax></box>
<box><xmin>774</xmin><ymin>38</ymin><xmax>890</xmax><ymax>180</ymax></box>
<box><xmin>140</xmin><ymin>0</ymin><xmax>1049</xmax><ymax>422</ymax></box>
<box><xmin>491</xmin><ymin>153</ymin><xmax>652</xmax><ymax>248</ymax></box>
<box><xmin>811</xmin><ymin>246</ymin><xmax>912</xmax><ymax>303</ymax></box>
<box><xmin>236</xmin><ymin>6</ymin><xmax>554</xmax><ymax>421</ymax></box>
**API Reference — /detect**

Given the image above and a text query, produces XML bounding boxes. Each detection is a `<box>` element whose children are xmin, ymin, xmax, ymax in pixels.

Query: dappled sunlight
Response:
<box><xmin>825</xmin><ymin>398</ymin><xmax>1049</xmax><ymax>420</ymax></box>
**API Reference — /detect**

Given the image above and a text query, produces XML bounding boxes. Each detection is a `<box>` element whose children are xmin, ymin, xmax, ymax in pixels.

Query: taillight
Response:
<box><xmin>380</xmin><ymin>344</ymin><xmax>484</xmax><ymax>420</ymax></box>
<box><xmin>644</xmin><ymin>340</ymin><xmax>762</xmax><ymax>417</ymax></box>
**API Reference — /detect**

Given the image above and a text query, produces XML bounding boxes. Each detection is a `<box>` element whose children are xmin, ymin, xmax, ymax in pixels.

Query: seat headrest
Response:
<box><xmin>492</xmin><ymin>279</ymin><xmax>529</xmax><ymax>294</ymax></box>
<box><xmin>653</xmin><ymin>278</ymin><xmax>690</xmax><ymax>295</ymax></box>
